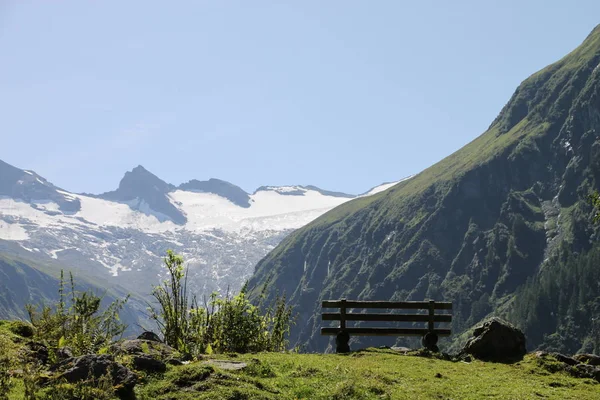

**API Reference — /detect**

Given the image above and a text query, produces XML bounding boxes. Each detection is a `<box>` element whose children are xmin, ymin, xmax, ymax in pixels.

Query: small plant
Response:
<box><xmin>0</xmin><ymin>336</ymin><xmax>14</xmax><ymax>400</ymax></box>
<box><xmin>22</xmin><ymin>360</ymin><xmax>44</xmax><ymax>400</ymax></box>
<box><xmin>26</xmin><ymin>270</ymin><xmax>129</xmax><ymax>358</ymax></box>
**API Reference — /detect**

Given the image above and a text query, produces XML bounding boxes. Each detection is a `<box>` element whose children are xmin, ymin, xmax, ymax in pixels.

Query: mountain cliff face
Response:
<box><xmin>248</xmin><ymin>25</ymin><xmax>600</xmax><ymax>353</ymax></box>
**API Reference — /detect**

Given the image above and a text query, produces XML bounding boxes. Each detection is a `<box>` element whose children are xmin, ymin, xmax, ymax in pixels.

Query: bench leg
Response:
<box><xmin>422</xmin><ymin>332</ymin><xmax>439</xmax><ymax>352</ymax></box>
<box><xmin>336</xmin><ymin>330</ymin><xmax>350</xmax><ymax>353</ymax></box>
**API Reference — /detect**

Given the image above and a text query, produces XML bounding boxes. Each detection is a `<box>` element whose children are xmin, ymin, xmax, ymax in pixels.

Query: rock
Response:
<box><xmin>532</xmin><ymin>351</ymin><xmax>548</xmax><ymax>358</ymax></box>
<box><xmin>111</xmin><ymin>339</ymin><xmax>177</xmax><ymax>358</ymax></box>
<box><xmin>51</xmin><ymin>354</ymin><xmax>137</xmax><ymax>399</ymax></box>
<box><xmin>22</xmin><ymin>341</ymin><xmax>49</xmax><ymax>364</ymax></box>
<box><xmin>8</xmin><ymin>321</ymin><xmax>35</xmax><ymax>338</ymax></box>
<box><xmin>56</xmin><ymin>347</ymin><xmax>74</xmax><ymax>362</ymax></box>
<box><xmin>132</xmin><ymin>354</ymin><xmax>167</xmax><ymax>373</ymax></box>
<box><xmin>166</xmin><ymin>357</ymin><xmax>184</xmax><ymax>366</ymax></box>
<box><xmin>137</xmin><ymin>331</ymin><xmax>162</xmax><ymax>343</ymax></box>
<box><xmin>391</xmin><ymin>346</ymin><xmax>411</xmax><ymax>354</ymax></box>
<box><xmin>574</xmin><ymin>354</ymin><xmax>600</xmax><ymax>366</ymax></box>
<box><xmin>461</xmin><ymin>318</ymin><xmax>526</xmax><ymax>362</ymax></box>
<box><xmin>551</xmin><ymin>353</ymin><xmax>578</xmax><ymax>366</ymax></box>
<box><xmin>566</xmin><ymin>363</ymin><xmax>600</xmax><ymax>381</ymax></box>
<box><xmin>204</xmin><ymin>360</ymin><xmax>247</xmax><ymax>370</ymax></box>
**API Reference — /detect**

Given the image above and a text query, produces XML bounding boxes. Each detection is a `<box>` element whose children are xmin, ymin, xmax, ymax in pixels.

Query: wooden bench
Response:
<box><xmin>320</xmin><ymin>299</ymin><xmax>452</xmax><ymax>353</ymax></box>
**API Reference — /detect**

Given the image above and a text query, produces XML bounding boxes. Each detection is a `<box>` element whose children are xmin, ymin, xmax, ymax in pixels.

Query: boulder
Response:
<box><xmin>566</xmin><ymin>363</ymin><xmax>600</xmax><ymax>381</ymax></box>
<box><xmin>461</xmin><ymin>318</ymin><xmax>526</xmax><ymax>362</ymax></box>
<box><xmin>51</xmin><ymin>354</ymin><xmax>137</xmax><ymax>399</ymax></box>
<box><xmin>137</xmin><ymin>331</ymin><xmax>162</xmax><ymax>342</ymax></box>
<box><xmin>574</xmin><ymin>353</ymin><xmax>600</xmax><ymax>366</ymax></box>
<box><xmin>551</xmin><ymin>353</ymin><xmax>579</xmax><ymax>366</ymax></box>
<box><xmin>111</xmin><ymin>339</ymin><xmax>177</xmax><ymax>358</ymax></box>
<box><xmin>22</xmin><ymin>341</ymin><xmax>49</xmax><ymax>365</ymax></box>
<box><xmin>132</xmin><ymin>354</ymin><xmax>167</xmax><ymax>373</ymax></box>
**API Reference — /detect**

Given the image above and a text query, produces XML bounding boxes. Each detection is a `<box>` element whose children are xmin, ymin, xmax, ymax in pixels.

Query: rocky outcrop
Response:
<box><xmin>111</xmin><ymin>338</ymin><xmax>179</xmax><ymax>373</ymax></box>
<box><xmin>534</xmin><ymin>351</ymin><xmax>600</xmax><ymax>382</ymax></box>
<box><xmin>574</xmin><ymin>353</ymin><xmax>600</xmax><ymax>366</ymax></box>
<box><xmin>462</xmin><ymin>318</ymin><xmax>526</xmax><ymax>362</ymax></box>
<box><xmin>137</xmin><ymin>331</ymin><xmax>162</xmax><ymax>342</ymax></box>
<box><xmin>50</xmin><ymin>354</ymin><xmax>137</xmax><ymax>399</ymax></box>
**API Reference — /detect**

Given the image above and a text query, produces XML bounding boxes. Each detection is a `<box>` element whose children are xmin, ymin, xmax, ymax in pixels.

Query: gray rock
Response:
<box><xmin>204</xmin><ymin>360</ymin><xmax>247</xmax><ymax>370</ymax></box>
<box><xmin>51</xmin><ymin>354</ymin><xmax>137</xmax><ymax>399</ymax></box>
<box><xmin>462</xmin><ymin>318</ymin><xmax>526</xmax><ymax>362</ymax></box>
<box><xmin>110</xmin><ymin>339</ymin><xmax>177</xmax><ymax>358</ymax></box>
<box><xmin>132</xmin><ymin>354</ymin><xmax>167</xmax><ymax>373</ymax></box>
<box><xmin>551</xmin><ymin>353</ymin><xmax>578</xmax><ymax>366</ymax></box>
<box><xmin>574</xmin><ymin>353</ymin><xmax>600</xmax><ymax>366</ymax></box>
<box><xmin>137</xmin><ymin>331</ymin><xmax>162</xmax><ymax>343</ymax></box>
<box><xmin>23</xmin><ymin>342</ymin><xmax>48</xmax><ymax>365</ymax></box>
<box><xmin>566</xmin><ymin>363</ymin><xmax>600</xmax><ymax>381</ymax></box>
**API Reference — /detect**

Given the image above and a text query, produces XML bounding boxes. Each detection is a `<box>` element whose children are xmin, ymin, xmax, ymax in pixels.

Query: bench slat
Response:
<box><xmin>320</xmin><ymin>327</ymin><xmax>452</xmax><ymax>336</ymax></box>
<box><xmin>321</xmin><ymin>313</ymin><xmax>452</xmax><ymax>323</ymax></box>
<box><xmin>321</xmin><ymin>300</ymin><xmax>452</xmax><ymax>310</ymax></box>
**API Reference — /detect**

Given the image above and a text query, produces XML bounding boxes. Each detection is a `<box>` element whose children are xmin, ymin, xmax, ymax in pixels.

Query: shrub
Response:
<box><xmin>149</xmin><ymin>250</ymin><xmax>293</xmax><ymax>356</ymax></box>
<box><xmin>26</xmin><ymin>271</ymin><xmax>129</xmax><ymax>358</ymax></box>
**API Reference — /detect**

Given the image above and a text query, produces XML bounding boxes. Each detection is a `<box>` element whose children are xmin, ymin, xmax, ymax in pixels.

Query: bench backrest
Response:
<box><xmin>320</xmin><ymin>299</ymin><xmax>452</xmax><ymax>337</ymax></box>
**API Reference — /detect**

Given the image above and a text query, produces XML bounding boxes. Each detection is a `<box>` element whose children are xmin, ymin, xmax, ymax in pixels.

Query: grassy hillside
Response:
<box><xmin>6</xmin><ymin>348</ymin><xmax>597</xmax><ymax>399</ymax></box>
<box><xmin>248</xmin><ymin>24</ymin><xmax>600</xmax><ymax>353</ymax></box>
<box><xmin>0</xmin><ymin>249</ymin><xmax>148</xmax><ymax>333</ymax></box>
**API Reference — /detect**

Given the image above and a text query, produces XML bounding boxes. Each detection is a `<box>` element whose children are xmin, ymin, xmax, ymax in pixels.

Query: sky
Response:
<box><xmin>1</xmin><ymin>1</ymin><xmax>600</xmax><ymax>195</ymax></box>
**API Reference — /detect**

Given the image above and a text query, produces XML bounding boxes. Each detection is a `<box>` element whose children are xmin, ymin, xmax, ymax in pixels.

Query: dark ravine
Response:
<box><xmin>247</xmin><ymin>25</ymin><xmax>600</xmax><ymax>353</ymax></box>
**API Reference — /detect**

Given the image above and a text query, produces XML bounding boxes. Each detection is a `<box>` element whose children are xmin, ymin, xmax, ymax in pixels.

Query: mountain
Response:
<box><xmin>0</xmin><ymin>161</ymin><xmax>387</xmax><ymax>311</ymax></box>
<box><xmin>0</xmin><ymin>245</ymin><xmax>146</xmax><ymax>333</ymax></box>
<box><xmin>178</xmin><ymin>178</ymin><xmax>251</xmax><ymax>208</ymax></box>
<box><xmin>0</xmin><ymin>159</ymin><xmax>81</xmax><ymax>213</ymax></box>
<box><xmin>96</xmin><ymin>165</ymin><xmax>185</xmax><ymax>224</ymax></box>
<box><xmin>247</xmin><ymin>25</ymin><xmax>600</xmax><ymax>353</ymax></box>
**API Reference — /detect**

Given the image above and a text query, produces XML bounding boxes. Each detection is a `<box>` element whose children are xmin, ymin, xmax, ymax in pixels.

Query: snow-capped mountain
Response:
<box><xmin>0</xmin><ymin>160</ymin><xmax>394</xmax><ymax>299</ymax></box>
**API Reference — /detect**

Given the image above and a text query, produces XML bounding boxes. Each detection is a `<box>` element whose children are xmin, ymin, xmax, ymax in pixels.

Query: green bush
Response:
<box><xmin>26</xmin><ymin>271</ymin><xmax>129</xmax><ymax>358</ymax></box>
<box><xmin>149</xmin><ymin>250</ymin><xmax>293</xmax><ymax>357</ymax></box>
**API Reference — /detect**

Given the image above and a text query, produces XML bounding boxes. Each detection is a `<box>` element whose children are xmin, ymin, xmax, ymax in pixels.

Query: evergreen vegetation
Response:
<box><xmin>149</xmin><ymin>250</ymin><xmax>293</xmax><ymax>357</ymax></box>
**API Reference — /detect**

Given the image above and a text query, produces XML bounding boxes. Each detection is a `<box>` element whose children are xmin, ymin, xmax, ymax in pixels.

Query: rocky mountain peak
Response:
<box><xmin>0</xmin><ymin>159</ymin><xmax>80</xmax><ymax>213</ymax></box>
<box><xmin>99</xmin><ymin>166</ymin><xmax>185</xmax><ymax>224</ymax></box>
<box><xmin>178</xmin><ymin>178</ymin><xmax>251</xmax><ymax>208</ymax></box>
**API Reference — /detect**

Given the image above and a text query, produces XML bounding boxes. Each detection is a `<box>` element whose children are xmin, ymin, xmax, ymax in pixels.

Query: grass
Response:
<box><xmin>135</xmin><ymin>349</ymin><xmax>599</xmax><ymax>400</ymax></box>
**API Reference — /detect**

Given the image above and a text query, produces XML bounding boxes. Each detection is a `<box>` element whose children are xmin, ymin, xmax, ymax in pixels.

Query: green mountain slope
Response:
<box><xmin>0</xmin><ymin>246</ymin><xmax>148</xmax><ymax>334</ymax></box>
<box><xmin>248</xmin><ymin>25</ymin><xmax>600</xmax><ymax>352</ymax></box>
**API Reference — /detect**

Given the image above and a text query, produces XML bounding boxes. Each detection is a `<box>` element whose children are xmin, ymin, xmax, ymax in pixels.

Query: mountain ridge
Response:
<box><xmin>247</xmin><ymin>24</ymin><xmax>600</xmax><ymax>354</ymax></box>
<box><xmin>0</xmin><ymin>158</ymin><xmax>395</xmax><ymax>312</ymax></box>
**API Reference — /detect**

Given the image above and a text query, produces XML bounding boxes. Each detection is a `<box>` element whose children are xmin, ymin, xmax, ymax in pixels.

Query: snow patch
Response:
<box><xmin>362</xmin><ymin>175</ymin><xmax>415</xmax><ymax>196</ymax></box>
<box><xmin>0</xmin><ymin>221</ymin><xmax>29</xmax><ymax>240</ymax></box>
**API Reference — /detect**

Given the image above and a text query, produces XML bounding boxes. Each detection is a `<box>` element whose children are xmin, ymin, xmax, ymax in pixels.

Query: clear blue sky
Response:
<box><xmin>1</xmin><ymin>1</ymin><xmax>599</xmax><ymax>195</ymax></box>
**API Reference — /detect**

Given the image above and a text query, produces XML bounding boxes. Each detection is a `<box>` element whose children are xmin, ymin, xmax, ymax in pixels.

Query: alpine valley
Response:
<box><xmin>0</xmin><ymin>158</ymin><xmax>396</xmax><ymax>319</ymax></box>
<box><xmin>248</xmin><ymin>25</ymin><xmax>600</xmax><ymax>354</ymax></box>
